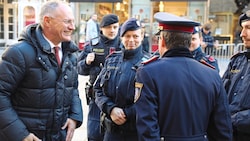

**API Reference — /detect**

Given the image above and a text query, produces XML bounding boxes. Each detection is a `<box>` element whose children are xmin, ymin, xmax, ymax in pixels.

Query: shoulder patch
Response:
<box><xmin>134</xmin><ymin>82</ymin><xmax>143</xmax><ymax>103</ymax></box>
<box><xmin>142</xmin><ymin>55</ymin><xmax>159</xmax><ymax>65</ymax></box>
<box><xmin>206</xmin><ymin>55</ymin><xmax>215</xmax><ymax>62</ymax></box>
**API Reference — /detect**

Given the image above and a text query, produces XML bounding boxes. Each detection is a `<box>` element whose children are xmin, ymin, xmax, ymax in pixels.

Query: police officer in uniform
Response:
<box><xmin>77</xmin><ymin>14</ymin><xmax>120</xmax><ymax>141</ymax></box>
<box><xmin>94</xmin><ymin>18</ymin><xmax>150</xmax><ymax>141</ymax></box>
<box><xmin>134</xmin><ymin>12</ymin><xmax>232</xmax><ymax>141</ymax></box>
<box><xmin>190</xmin><ymin>26</ymin><xmax>220</xmax><ymax>72</ymax></box>
<box><xmin>222</xmin><ymin>10</ymin><xmax>250</xmax><ymax>141</ymax></box>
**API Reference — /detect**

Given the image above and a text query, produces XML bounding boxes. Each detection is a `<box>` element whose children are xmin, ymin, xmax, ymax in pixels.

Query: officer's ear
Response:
<box><xmin>159</xmin><ymin>33</ymin><xmax>166</xmax><ymax>48</ymax></box>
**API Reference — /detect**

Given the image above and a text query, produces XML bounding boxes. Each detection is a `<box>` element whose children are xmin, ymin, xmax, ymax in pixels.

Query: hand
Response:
<box><xmin>200</xmin><ymin>41</ymin><xmax>207</xmax><ymax>48</ymax></box>
<box><xmin>22</xmin><ymin>133</ymin><xmax>41</xmax><ymax>141</ymax></box>
<box><xmin>61</xmin><ymin>118</ymin><xmax>77</xmax><ymax>141</ymax></box>
<box><xmin>110</xmin><ymin>107</ymin><xmax>126</xmax><ymax>125</ymax></box>
<box><xmin>214</xmin><ymin>40</ymin><xmax>219</xmax><ymax>48</ymax></box>
<box><xmin>86</xmin><ymin>52</ymin><xmax>95</xmax><ymax>65</ymax></box>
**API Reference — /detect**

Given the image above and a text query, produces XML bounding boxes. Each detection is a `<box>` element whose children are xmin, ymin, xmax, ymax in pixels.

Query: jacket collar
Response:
<box><xmin>162</xmin><ymin>47</ymin><xmax>193</xmax><ymax>58</ymax></box>
<box><xmin>19</xmin><ymin>23</ymin><xmax>78</xmax><ymax>54</ymax></box>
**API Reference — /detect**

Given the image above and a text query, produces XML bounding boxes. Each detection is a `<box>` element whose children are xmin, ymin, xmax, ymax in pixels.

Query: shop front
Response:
<box><xmin>71</xmin><ymin>0</ymin><xmax>209</xmax><ymax>52</ymax></box>
<box><xmin>149</xmin><ymin>0</ymin><xmax>209</xmax><ymax>52</ymax></box>
<box><xmin>71</xmin><ymin>0</ymin><xmax>129</xmax><ymax>48</ymax></box>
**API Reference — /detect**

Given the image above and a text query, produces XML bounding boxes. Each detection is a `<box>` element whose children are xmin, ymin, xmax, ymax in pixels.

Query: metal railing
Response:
<box><xmin>204</xmin><ymin>43</ymin><xmax>245</xmax><ymax>59</ymax></box>
<box><xmin>203</xmin><ymin>43</ymin><xmax>245</xmax><ymax>76</ymax></box>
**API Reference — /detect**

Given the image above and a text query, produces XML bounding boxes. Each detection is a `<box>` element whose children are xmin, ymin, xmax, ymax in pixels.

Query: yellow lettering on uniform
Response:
<box><xmin>230</xmin><ymin>69</ymin><xmax>240</xmax><ymax>73</ymax></box>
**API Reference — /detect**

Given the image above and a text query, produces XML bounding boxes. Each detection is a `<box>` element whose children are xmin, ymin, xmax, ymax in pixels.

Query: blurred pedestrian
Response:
<box><xmin>0</xmin><ymin>1</ymin><xmax>83</xmax><ymax>141</ymax></box>
<box><xmin>86</xmin><ymin>13</ymin><xmax>99</xmax><ymax>42</ymax></box>
<box><xmin>94</xmin><ymin>18</ymin><xmax>150</xmax><ymax>141</ymax></box>
<box><xmin>134</xmin><ymin>12</ymin><xmax>232</xmax><ymax>141</ymax></box>
<box><xmin>141</xmin><ymin>22</ymin><xmax>150</xmax><ymax>53</ymax></box>
<box><xmin>77</xmin><ymin>13</ymin><xmax>120</xmax><ymax>141</ymax></box>
<box><xmin>190</xmin><ymin>26</ymin><xmax>220</xmax><ymax>72</ymax></box>
<box><xmin>201</xmin><ymin>23</ymin><xmax>218</xmax><ymax>55</ymax></box>
<box><xmin>222</xmin><ymin>10</ymin><xmax>250</xmax><ymax>141</ymax></box>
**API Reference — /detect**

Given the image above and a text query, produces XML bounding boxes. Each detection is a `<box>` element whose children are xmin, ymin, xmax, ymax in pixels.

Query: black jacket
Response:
<box><xmin>0</xmin><ymin>23</ymin><xmax>83</xmax><ymax>141</ymax></box>
<box><xmin>135</xmin><ymin>48</ymin><xmax>232</xmax><ymax>141</ymax></box>
<box><xmin>94</xmin><ymin>46</ymin><xmax>150</xmax><ymax>134</ymax></box>
<box><xmin>222</xmin><ymin>51</ymin><xmax>250</xmax><ymax>135</ymax></box>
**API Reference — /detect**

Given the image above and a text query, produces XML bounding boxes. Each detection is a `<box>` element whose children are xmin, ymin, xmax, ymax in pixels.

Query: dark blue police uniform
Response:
<box><xmin>77</xmin><ymin>14</ymin><xmax>120</xmax><ymax>141</ymax></box>
<box><xmin>191</xmin><ymin>46</ymin><xmax>220</xmax><ymax>72</ymax></box>
<box><xmin>94</xmin><ymin>18</ymin><xmax>151</xmax><ymax>141</ymax></box>
<box><xmin>191</xmin><ymin>27</ymin><xmax>220</xmax><ymax>72</ymax></box>
<box><xmin>222</xmin><ymin>10</ymin><xmax>250</xmax><ymax>141</ymax></box>
<box><xmin>134</xmin><ymin>12</ymin><xmax>232</xmax><ymax>141</ymax></box>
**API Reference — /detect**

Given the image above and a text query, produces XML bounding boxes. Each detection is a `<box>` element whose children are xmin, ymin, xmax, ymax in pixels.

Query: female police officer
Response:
<box><xmin>94</xmin><ymin>18</ymin><xmax>150</xmax><ymax>141</ymax></box>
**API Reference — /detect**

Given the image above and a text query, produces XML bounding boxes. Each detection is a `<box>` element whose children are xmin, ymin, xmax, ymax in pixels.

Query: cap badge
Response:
<box><xmin>136</xmin><ymin>20</ymin><xmax>141</xmax><ymax>27</ymax></box>
<box><xmin>158</xmin><ymin>26</ymin><xmax>163</xmax><ymax>31</ymax></box>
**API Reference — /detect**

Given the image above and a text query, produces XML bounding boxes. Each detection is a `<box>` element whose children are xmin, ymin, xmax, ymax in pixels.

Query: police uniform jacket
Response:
<box><xmin>94</xmin><ymin>46</ymin><xmax>149</xmax><ymax>133</ymax></box>
<box><xmin>191</xmin><ymin>46</ymin><xmax>220</xmax><ymax>72</ymax></box>
<box><xmin>222</xmin><ymin>51</ymin><xmax>250</xmax><ymax>134</ymax></box>
<box><xmin>135</xmin><ymin>47</ymin><xmax>232</xmax><ymax>141</ymax></box>
<box><xmin>0</xmin><ymin>23</ymin><xmax>83</xmax><ymax>141</ymax></box>
<box><xmin>77</xmin><ymin>33</ymin><xmax>121</xmax><ymax>84</ymax></box>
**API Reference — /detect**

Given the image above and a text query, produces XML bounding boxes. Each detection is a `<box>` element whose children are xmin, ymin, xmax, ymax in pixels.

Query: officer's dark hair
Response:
<box><xmin>161</xmin><ymin>31</ymin><xmax>192</xmax><ymax>49</ymax></box>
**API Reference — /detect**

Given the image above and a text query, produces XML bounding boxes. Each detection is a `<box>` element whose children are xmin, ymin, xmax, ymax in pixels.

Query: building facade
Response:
<box><xmin>73</xmin><ymin>0</ymin><xmax>209</xmax><ymax>51</ymax></box>
<box><xmin>0</xmin><ymin>0</ymin><xmax>240</xmax><ymax>49</ymax></box>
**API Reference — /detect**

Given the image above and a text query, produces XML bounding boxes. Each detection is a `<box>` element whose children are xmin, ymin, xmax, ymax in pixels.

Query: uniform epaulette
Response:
<box><xmin>105</xmin><ymin>50</ymin><xmax>123</xmax><ymax>59</ymax></box>
<box><xmin>84</xmin><ymin>41</ymin><xmax>90</xmax><ymax>47</ymax></box>
<box><xmin>200</xmin><ymin>59</ymin><xmax>216</xmax><ymax>70</ymax></box>
<box><xmin>230</xmin><ymin>51</ymin><xmax>244</xmax><ymax>59</ymax></box>
<box><xmin>142</xmin><ymin>55</ymin><xmax>159</xmax><ymax>65</ymax></box>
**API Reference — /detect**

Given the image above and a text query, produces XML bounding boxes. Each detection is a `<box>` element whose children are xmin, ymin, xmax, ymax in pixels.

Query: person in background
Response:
<box><xmin>86</xmin><ymin>13</ymin><xmax>99</xmax><ymax>42</ymax></box>
<box><xmin>134</xmin><ymin>12</ymin><xmax>232</xmax><ymax>141</ymax></box>
<box><xmin>141</xmin><ymin>22</ymin><xmax>150</xmax><ymax>53</ymax></box>
<box><xmin>77</xmin><ymin>14</ymin><xmax>120</xmax><ymax>141</ymax></box>
<box><xmin>94</xmin><ymin>18</ymin><xmax>150</xmax><ymax>141</ymax></box>
<box><xmin>222</xmin><ymin>10</ymin><xmax>250</xmax><ymax>141</ymax></box>
<box><xmin>0</xmin><ymin>1</ymin><xmax>83</xmax><ymax>141</ymax></box>
<box><xmin>201</xmin><ymin>23</ymin><xmax>218</xmax><ymax>55</ymax></box>
<box><xmin>190</xmin><ymin>26</ymin><xmax>220</xmax><ymax>72</ymax></box>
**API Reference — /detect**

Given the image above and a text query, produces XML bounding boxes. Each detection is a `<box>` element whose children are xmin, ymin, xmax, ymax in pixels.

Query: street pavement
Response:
<box><xmin>72</xmin><ymin>75</ymin><xmax>89</xmax><ymax>141</ymax></box>
<box><xmin>0</xmin><ymin>47</ymin><xmax>228</xmax><ymax>141</ymax></box>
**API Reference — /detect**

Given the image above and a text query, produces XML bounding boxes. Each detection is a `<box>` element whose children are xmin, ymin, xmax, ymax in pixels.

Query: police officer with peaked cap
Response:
<box><xmin>94</xmin><ymin>18</ymin><xmax>151</xmax><ymax>141</ymax></box>
<box><xmin>190</xmin><ymin>26</ymin><xmax>220</xmax><ymax>72</ymax></box>
<box><xmin>134</xmin><ymin>12</ymin><xmax>232</xmax><ymax>141</ymax></box>
<box><xmin>222</xmin><ymin>10</ymin><xmax>250</xmax><ymax>141</ymax></box>
<box><xmin>77</xmin><ymin>13</ymin><xmax>121</xmax><ymax>141</ymax></box>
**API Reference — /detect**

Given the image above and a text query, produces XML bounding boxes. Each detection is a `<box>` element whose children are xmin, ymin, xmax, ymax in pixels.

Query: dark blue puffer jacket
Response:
<box><xmin>0</xmin><ymin>23</ymin><xmax>83</xmax><ymax>141</ymax></box>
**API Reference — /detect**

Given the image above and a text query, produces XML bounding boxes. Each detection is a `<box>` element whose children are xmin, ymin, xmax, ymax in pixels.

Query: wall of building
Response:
<box><xmin>210</xmin><ymin>0</ymin><xmax>237</xmax><ymax>13</ymax></box>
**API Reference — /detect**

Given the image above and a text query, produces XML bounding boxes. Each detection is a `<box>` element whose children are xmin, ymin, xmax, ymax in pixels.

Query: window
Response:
<box><xmin>0</xmin><ymin>5</ymin><xmax>3</xmax><ymax>39</ymax></box>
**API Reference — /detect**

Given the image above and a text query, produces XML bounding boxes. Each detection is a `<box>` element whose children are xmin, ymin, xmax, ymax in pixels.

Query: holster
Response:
<box><xmin>85</xmin><ymin>82</ymin><xmax>94</xmax><ymax>105</ymax></box>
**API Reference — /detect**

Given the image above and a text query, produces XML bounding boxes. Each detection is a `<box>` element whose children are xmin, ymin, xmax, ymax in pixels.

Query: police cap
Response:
<box><xmin>239</xmin><ymin>10</ymin><xmax>250</xmax><ymax>26</ymax></box>
<box><xmin>100</xmin><ymin>14</ymin><xmax>119</xmax><ymax>28</ymax></box>
<box><xmin>120</xmin><ymin>18</ymin><xmax>141</xmax><ymax>37</ymax></box>
<box><xmin>154</xmin><ymin>12</ymin><xmax>200</xmax><ymax>34</ymax></box>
